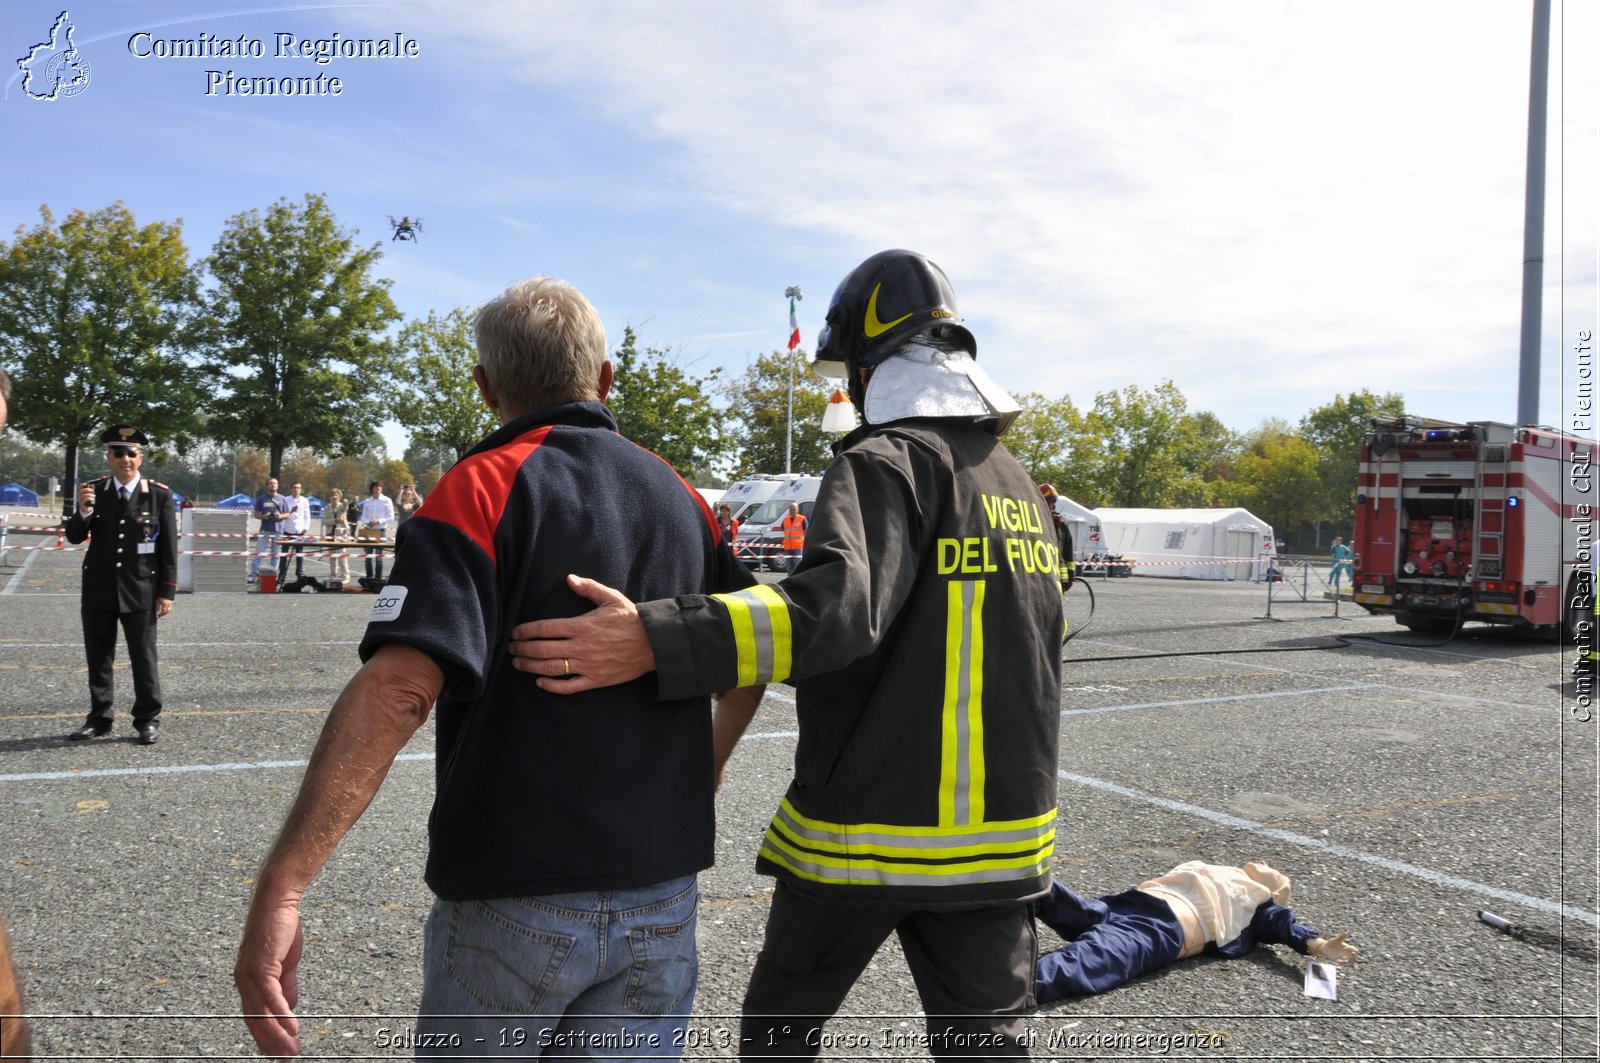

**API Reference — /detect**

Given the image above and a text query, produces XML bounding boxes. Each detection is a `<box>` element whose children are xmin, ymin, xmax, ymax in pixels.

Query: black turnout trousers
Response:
<box><xmin>739</xmin><ymin>881</ymin><xmax>1037</xmax><ymax>1060</ymax></box>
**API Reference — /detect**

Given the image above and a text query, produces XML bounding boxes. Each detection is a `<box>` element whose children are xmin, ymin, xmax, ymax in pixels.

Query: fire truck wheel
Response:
<box><xmin>1396</xmin><ymin>613</ymin><xmax>1454</xmax><ymax>635</ymax></box>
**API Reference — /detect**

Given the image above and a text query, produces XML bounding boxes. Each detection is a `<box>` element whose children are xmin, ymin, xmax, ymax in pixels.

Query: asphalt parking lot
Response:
<box><xmin>1</xmin><ymin>522</ymin><xmax>1596</xmax><ymax>1060</ymax></box>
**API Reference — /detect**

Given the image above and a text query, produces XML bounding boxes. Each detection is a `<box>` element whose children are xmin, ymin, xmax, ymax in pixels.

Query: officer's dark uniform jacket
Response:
<box><xmin>642</xmin><ymin>418</ymin><xmax>1064</xmax><ymax>907</ymax></box>
<box><xmin>64</xmin><ymin>477</ymin><xmax>178</xmax><ymax>611</ymax></box>
<box><xmin>358</xmin><ymin>402</ymin><xmax>754</xmax><ymax>901</ymax></box>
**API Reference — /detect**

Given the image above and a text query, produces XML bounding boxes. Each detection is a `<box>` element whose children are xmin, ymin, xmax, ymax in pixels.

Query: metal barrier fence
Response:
<box><xmin>1263</xmin><ymin>555</ymin><xmax>1349</xmax><ymax>619</ymax></box>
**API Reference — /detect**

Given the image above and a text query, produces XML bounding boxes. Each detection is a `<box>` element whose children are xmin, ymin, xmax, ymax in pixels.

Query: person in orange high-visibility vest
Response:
<box><xmin>779</xmin><ymin>502</ymin><xmax>809</xmax><ymax>575</ymax></box>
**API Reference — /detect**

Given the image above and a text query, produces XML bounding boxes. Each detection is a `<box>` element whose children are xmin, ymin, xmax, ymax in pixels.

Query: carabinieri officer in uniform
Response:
<box><xmin>63</xmin><ymin>425</ymin><xmax>178</xmax><ymax>745</ymax></box>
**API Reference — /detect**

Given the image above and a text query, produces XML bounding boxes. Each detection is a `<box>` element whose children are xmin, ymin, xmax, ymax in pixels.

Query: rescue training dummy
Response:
<box><xmin>1034</xmin><ymin>860</ymin><xmax>1359</xmax><ymax>1003</ymax></box>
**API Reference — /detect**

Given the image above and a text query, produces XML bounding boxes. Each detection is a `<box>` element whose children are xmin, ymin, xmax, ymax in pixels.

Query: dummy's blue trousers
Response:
<box><xmin>1033</xmin><ymin>884</ymin><xmax>1184</xmax><ymax>1002</ymax></box>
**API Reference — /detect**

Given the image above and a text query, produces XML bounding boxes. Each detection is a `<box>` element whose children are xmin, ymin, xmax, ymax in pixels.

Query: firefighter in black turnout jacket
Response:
<box><xmin>508</xmin><ymin>250</ymin><xmax>1065</xmax><ymax>1059</ymax></box>
<box><xmin>64</xmin><ymin>425</ymin><xmax>178</xmax><ymax>745</ymax></box>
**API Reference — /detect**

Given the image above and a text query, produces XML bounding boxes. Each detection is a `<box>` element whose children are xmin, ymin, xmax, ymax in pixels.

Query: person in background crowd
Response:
<box><xmin>396</xmin><ymin>483</ymin><xmax>424</xmax><ymax>526</ymax></box>
<box><xmin>323</xmin><ymin>487</ymin><xmax>351</xmax><ymax>584</ymax></box>
<box><xmin>1329</xmin><ymin>536</ymin><xmax>1353</xmax><ymax>590</ymax></box>
<box><xmin>1039</xmin><ymin>483</ymin><xmax>1075</xmax><ymax>589</ymax></box>
<box><xmin>357</xmin><ymin>480</ymin><xmax>394</xmax><ymax>582</ymax></box>
<box><xmin>64</xmin><ymin>425</ymin><xmax>178</xmax><ymax>746</ymax></box>
<box><xmin>716</xmin><ymin>502</ymin><xmax>739</xmax><ymax>544</ymax></box>
<box><xmin>778</xmin><ymin>501</ymin><xmax>808</xmax><ymax>575</ymax></box>
<box><xmin>249</xmin><ymin>478</ymin><xmax>287</xmax><ymax>584</ymax></box>
<box><xmin>278</xmin><ymin>482</ymin><xmax>311</xmax><ymax>582</ymax></box>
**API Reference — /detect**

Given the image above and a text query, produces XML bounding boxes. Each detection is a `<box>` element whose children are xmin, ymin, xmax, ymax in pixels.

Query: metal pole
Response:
<box><xmin>783</xmin><ymin>287</ymin><xmax>803</xmax><ymax>474</ymax></box>
<box><xmin>1516</xmin><ymin>0</ymin><xmax>1551</xmax><ymax>426</ymax></box>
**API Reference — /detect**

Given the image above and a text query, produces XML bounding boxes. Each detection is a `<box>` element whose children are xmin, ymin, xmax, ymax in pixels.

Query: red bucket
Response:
<box><xmin>259</xmin><ymin>573</ymin><xmax>278</xmax><ymax>594</ymax></box>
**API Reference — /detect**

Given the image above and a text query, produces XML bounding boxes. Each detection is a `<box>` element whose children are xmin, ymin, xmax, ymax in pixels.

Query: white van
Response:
<box><xmin>720</xmin><ymin>475</ymin><xmax>786</xmax><ymax>524</ymax></box>
<box><xmin>741</xmin><ymin>475</ymin><xmax>825</xmax><ymax>570</ymax></box>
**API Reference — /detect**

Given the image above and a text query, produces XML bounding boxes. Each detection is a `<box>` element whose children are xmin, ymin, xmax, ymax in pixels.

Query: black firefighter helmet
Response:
<box><xmin>813</xmin><ymin>250</ymin><xmax>976</xmax><ymax>403</ymax></box>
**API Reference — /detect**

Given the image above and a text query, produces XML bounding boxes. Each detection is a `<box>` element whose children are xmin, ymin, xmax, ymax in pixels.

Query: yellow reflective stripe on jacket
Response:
<box><xmin>712</xmin><ymin>584</ymin><xmax>792</xmax><ymax>685</ymax></box>
<box><xmin>940</xmin><ymin>579</ymin><xmax>987</xmax><ymax>827</ymax></box>
<box><xmin>758</xmin><ymin>797</ymin><xmax>1056</xmax><ymax>887</ymax></box>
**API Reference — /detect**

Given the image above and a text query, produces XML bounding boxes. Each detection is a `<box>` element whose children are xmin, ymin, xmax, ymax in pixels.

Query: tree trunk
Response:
<box><xmin>60</xmin><ymin>439</ymin><xmax>82</xmax><ymax>521</ymax></box>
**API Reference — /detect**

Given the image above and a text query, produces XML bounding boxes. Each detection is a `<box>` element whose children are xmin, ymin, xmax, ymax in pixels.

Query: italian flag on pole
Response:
<box><xmin>788</xmin><ymin>297</ymin><xmax>801</xmax><ymax>350</ymax></box>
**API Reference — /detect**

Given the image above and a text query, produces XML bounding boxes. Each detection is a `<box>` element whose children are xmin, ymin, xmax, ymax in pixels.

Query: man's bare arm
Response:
<box><xmin>235</xmin><ymin>644</ymin><xmax>443</xmax><ymax>1059</ymax></box>
<box><xmin>712</xmin><ymin>685</ymin><xmax>765</xmax><ymax>791</ymax></box>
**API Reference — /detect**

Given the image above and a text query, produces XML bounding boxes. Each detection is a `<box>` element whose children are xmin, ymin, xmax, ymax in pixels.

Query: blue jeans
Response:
<box><xmin>249</xmin><ymin>532</ymin><xmax>277</xmax><ymax>579</ymax></box>
<box><xmin>416</xmin><ymin>876</ymin><xmax>699</xmax><ymax>1059</ymax></box>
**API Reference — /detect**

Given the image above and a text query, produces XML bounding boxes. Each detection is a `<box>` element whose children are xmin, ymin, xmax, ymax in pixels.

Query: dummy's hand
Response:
<box><xmin>1311</xmin><ymin>933</ymin><xmax>1359</xmax><ymax>965</ymax></box>
<box><xmin>507</xmin><ymin>574</ymin><xmax>656</xmax><ymax>693</ymax></box>
<box><xmin>236</xmin><ymin>896</ymin><xmax>306</xmax><ymax>1059</ymax></box>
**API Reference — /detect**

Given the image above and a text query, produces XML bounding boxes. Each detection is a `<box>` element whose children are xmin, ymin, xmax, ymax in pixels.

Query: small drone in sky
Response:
<box><xmin>388</xmin><ymin>216</ymin><xmax>423</xmax><ymax>242</ymax></box>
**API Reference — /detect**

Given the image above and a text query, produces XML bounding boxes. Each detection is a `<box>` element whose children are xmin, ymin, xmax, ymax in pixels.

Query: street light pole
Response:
<box><xmin>1515</xmin><ymin>0</ymin><xmax>1551</xmax><ymax>426</ymax></box>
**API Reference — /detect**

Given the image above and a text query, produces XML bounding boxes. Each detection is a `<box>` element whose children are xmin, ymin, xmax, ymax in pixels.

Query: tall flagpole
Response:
<box><xmin>1515</xmin><ymin>0</ymin><xmax>1551</xmax><ymax>425</ymax></box>
<box><xmin>784</xmin><ymin>286</ymin><xmax>803</xmax><ymax>474</ymax></box>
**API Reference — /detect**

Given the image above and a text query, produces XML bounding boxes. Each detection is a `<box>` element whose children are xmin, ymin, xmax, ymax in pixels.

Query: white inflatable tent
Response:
<box><xmin>1050</xmin><ymin>494</ymin><xmax>1101</xmax><ymax>561</ymax></box>
<box><xmin>1093</xmin><ymin>507</ymin><xmax>1278</xmax><ymax>580</ymax></box>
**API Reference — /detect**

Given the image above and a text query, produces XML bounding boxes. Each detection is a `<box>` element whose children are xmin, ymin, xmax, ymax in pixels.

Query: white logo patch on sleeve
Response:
<box><xmin>369</xmin><ymin>585</ymin><xmax>408</xmax><ymax>622</ymax></box>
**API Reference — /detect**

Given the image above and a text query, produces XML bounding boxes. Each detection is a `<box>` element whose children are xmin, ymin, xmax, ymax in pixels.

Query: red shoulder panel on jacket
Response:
<box><xmin>413</xmin><ymin>426</ymin><xmax>552</xmax><ymax>569</ymax></box>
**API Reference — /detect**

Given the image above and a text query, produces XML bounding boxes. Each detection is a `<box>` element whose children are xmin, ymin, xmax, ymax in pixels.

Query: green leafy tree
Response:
<box><xmin>1005</xmin><ymin>391</ymin><xmax>1079</xmax><ymax>492</ymax></box>
<box><xmin>390</xmin><ymin>308</ymin><xmax>497</xmax><ymax>463</ymax></box>
<box><xmin>196</xmin><ymin>194</ymin><xmax>400</xmax><ymax>477</ymax></box>
<box><xmin>724</xmin><ymin>350</ymin><xmax>833</xmax><ymax>476</ymax></box>
<box><xmin>236</xmin><ymin>449</ymin><xmax>270</xmax><ymax>495</ymax></box>
<box><xmin>376</xmin><ymin>458</ymin><xmax>413</xmax><ymax>493</ymax></box>
<box><xmin>0</xmin><ymin>203</ymin><xmax>202</xmax><ymax>495</ymax></box>
<box><xmin>0</xmin><ymin>429</ymin><xmax>63</xmax><ymax>499</ymax></box>
<box><xmin>608</xmin><ymin>326</ymin><xmax>729</xmax><ymax>482</ymax></box>
<box><xmin>280</xmin><ymin>447</ymin><xmax>330</xmax><ymax>499</ymax></box>
<box><xmin>1223</xmin><ymin>424</ymin><xmax>1324</xmax><ymax>539</ymax></box>
<box><xmin>1186</xmin><ymin>411</ymin><xmax>1242</xmax><ymax>489</ymax></box>
<box><xmin>324</xmin><ymin>456</ymin><xmax>366</xmax><ymax>499</ymax></box>
<box><xmin>1069</xmin><ymin>382</ymin><xmax>1227</xmax><ymax>507</ymax></box>
<box><xmin>1300</xmin><ymin>390</ymin><xmax>1406</xmax><ymax>525</ymax></box>
<box><xmin>402</xmin><ymin>440</ymin><xmax>455</xmax><ymax>495</ymax></box>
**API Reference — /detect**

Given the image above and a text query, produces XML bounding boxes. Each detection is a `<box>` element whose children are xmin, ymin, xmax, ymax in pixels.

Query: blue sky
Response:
<box><xmin>3</xmin><ymin>1</ymin><xmax>1596</xmax><ymax>458</ymax></box>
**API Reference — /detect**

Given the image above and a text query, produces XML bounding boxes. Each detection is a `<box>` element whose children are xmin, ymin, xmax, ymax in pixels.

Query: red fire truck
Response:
<box><xmin>1353</xmin><ymin>417</ymin><xmax>1593</xmax><ymax>636</ymax></box>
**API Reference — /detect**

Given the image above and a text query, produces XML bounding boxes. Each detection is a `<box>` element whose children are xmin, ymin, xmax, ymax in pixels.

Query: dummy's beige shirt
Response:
<box><xmin>1137</xmin><ymin>861</ymin><xmax>1273</xmax><ymax>948</ymax></box>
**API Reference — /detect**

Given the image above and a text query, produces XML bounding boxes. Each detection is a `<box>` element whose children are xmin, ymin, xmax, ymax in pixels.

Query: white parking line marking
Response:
<box><xmin>0</xmin><ymin>547</ymin><xmax>43</xmax><ymax>595</ymax></box>
<box><xmin>1059</xmin><ymin>769</ymin><xmax>1599</xmax><ymax>929</ymax></box>
<box><xmin>1068</xmin><ymin>637</ymin><xmax>1555</xmax><ymax>710</ymax></box>
<box><xmin>0</xmin><ymin>752</ymin><xmax>433</xmax><ymax>784</ymax></box>
<box><xmin>1062</xmin><ymin>685</ymin><xmax>1379</xmax><ymax>717</ymax></box>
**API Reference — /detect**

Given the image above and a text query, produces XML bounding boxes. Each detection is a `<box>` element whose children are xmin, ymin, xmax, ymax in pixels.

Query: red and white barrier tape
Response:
<box><xmin>3</xmin><ymin>543</ymin><xmax>385</xmax><ymax>558</ymax></box>
<box><xmin>1</xmin><ymin>525</ymin><xmax>322</xmax><ymax>539</ymax></box>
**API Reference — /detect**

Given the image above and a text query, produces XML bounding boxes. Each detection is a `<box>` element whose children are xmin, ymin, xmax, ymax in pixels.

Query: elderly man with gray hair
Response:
<box><xmin>235</xmin><ymin>277</ymin><xmax>761</xmax><ymax>1059</ymax></box>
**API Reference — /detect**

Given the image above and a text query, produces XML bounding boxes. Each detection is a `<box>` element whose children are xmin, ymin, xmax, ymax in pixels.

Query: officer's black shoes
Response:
<box><xmin>136</xmin><ymin>721</ymin><xmax>160</xmax><ymax>746</ymax></box>
<box><xmin>68</xmin><ymin>722</ymin><xmax>112</xmax><ymax>741</ymax></box>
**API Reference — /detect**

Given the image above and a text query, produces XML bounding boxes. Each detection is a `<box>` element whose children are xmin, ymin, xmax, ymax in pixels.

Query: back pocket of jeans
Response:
<box><xmin>624</xmin><ymin>906</ymin><xmax>697</xmax><ymax>1015</ymax></box>
<box><xmin>444</xmin><ymin>900</ymin><xmax>576</xmax><ymax>1013</ymax></box>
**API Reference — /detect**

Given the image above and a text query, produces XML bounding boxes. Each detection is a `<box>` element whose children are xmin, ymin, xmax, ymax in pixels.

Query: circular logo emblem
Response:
<box><xmin>44</xmin><ymin>50</ymin><xmax>91</xmax><ymax>98</ymax></box>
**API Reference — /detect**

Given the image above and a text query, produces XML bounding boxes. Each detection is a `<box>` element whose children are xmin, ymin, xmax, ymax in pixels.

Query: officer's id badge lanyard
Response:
<box><xmin>133</xmin><ymin>485</ymin><xmax>159</xmax><ymax>555</ymax></box>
